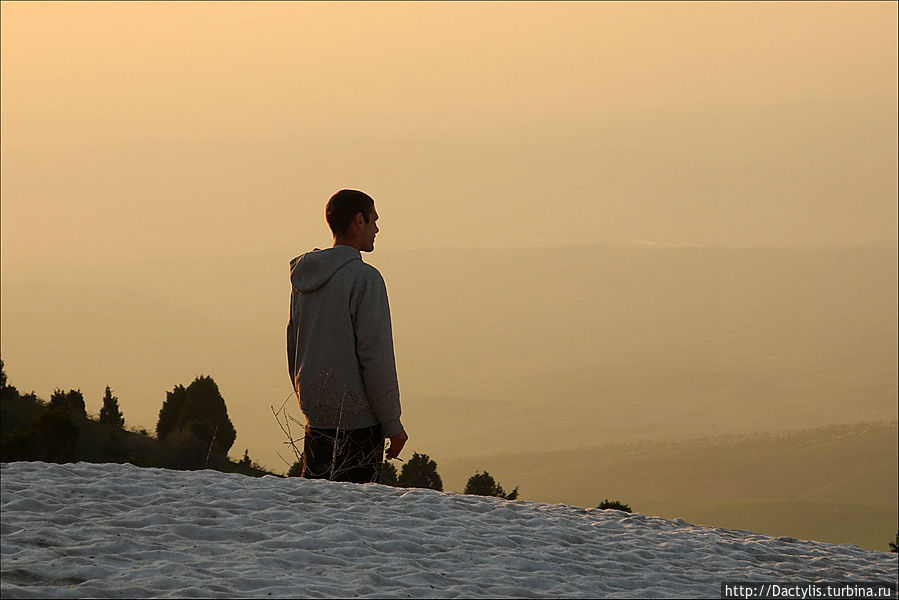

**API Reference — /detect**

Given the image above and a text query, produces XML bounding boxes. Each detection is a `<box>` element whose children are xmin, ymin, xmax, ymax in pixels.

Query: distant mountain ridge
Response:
<box><xmin>439</xmin><ymin>420</ymin><xmax>898</xmax><ymax>552</ymax></box>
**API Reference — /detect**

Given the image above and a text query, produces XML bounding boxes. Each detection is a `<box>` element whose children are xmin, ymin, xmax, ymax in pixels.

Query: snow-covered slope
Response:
<box><xmin>1</xmin><ymin>462</ymin><xmax>896</xmax><ymax>598</ymax></box>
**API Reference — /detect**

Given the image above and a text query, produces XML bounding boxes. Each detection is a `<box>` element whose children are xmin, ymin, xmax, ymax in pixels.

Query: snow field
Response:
<box><xmin>1</xmin><ymin>462</ymin><xmax>896</xmax><ymax>598</ymax></box>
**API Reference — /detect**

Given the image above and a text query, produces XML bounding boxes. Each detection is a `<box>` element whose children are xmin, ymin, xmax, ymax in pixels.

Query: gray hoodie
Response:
<box><xmin>286</xmin><ymin>245</ymin><xmax>404</xmax><ymax>437</ymax></box>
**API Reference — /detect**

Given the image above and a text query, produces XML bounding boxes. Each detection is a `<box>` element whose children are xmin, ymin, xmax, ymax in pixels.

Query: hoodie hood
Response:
<box><xmin>290</xmin><ymin>245</ymin><xmax>362</xmax><ymax>293</ymax></box>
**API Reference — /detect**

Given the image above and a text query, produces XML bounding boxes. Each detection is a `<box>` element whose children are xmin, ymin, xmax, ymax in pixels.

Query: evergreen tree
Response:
<box><xmin>155</xmin><ymin>376</ymin><xmax>237</xmax><ymax>454</ymax></box>
<box><xmin>98</xmin><ymin>386</ymin><xmax>125</xmax><ymax>428</ymax></box>
<box><xmin>157</xmin><ymin>384</ymin><xmax>188</xmax><ymax>439</ymax></box>
<box><xmin>181</xmin><ymin>376</ymin><xmax>237</xmax><ymax>454</ymax></box>
<box><xmin>397</xmin><ymin>452</ymin><xmax>443</xmax><ymax>491</ymax></box>
<box><xmin>464</xmin><ymin>471</ymin><xmax>519</xmax><ymax>500</ymax></box>
<box><xmin>49</xmin><ymin>389</ymin><xmax>86</xmax><ymax>417</ymax></box>
<box><xmin>379</xmin><ymin>460</ymin><xmax>399</xmax><ymax>486</ymax></box>
<box><xmin>0</xmin><ymin>357</ymin><xmax>20</xmax><ymax>402</ymax></box>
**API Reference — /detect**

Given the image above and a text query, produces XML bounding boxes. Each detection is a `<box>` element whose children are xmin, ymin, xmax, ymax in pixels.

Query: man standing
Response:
<box><xmin>287</xmin><ymin>189</ymin><xmax>407</xmax><ymax>483</ymax></box>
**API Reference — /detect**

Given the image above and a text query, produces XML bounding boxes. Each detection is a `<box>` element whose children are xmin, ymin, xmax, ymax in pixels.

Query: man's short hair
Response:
<box><xmin>325</xmin><ymin>189</ymin><xmax>375</xmax><ymax>236</ymax></box>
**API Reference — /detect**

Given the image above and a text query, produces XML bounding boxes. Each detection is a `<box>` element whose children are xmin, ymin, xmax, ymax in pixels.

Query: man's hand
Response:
<box><xmin>385</xmin><ymin>431</ymin><xmax>408</xmax><ymax>460</ymax></box>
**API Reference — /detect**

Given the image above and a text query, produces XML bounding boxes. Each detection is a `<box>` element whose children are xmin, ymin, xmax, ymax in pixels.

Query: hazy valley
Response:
<box><xmin>1</xmin><ymin>242</ymin><xmax>896</xmax><ymax>549</ymax></box>
<box><xmin>439</xmin><ymin>420</ymin><xmax>898</xmax><ymax>552</ymax></box>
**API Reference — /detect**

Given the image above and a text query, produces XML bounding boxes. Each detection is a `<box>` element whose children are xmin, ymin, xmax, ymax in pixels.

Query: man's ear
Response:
<box><xmin>354</xmin><ymin>212</ymin><xmax>365</xmax><ymax>227</ymax></box>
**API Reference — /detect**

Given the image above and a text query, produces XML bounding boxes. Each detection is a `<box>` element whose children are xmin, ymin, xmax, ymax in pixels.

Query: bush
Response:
<box><xmin>464</xmin><ymin>471</ymin><xmax>519</xmax><ymax>500</ymax></box>
<box><xmin>288</xmin><ymin>460</ymin><xmax>304</xmax><ymax>477</ymax></box>
<box><xmin>163</xmin><ymin>427</ymin><xmax>207</xmax><ymax>470</ymax></box>
<box><xmin>233</xmin><ymin>449</ymin><xmax>268</xmax><ymax>476</ymax></box>
<box><xmin>397</xmin><ymin>452</ymin><xmax>443</xmax><ymax>491</ymax></box>
<box><xmin>379</xmin><ymin>461</ymin><xmax>399</xmax><ymax>486</ymax></box>
<box><xmin>597</xmin><ymin>498</ymin><xmax>632</xmax><ymax>512</ymax></box>
<box><xmin>101</xmin><ymin>428</ymin><xmax>127</xmax><ymax>458</ymax></box>
<box><xmin>8</xmin><ymin>410</ymin><xmax>80</xmax><ymax>463</ymax></box>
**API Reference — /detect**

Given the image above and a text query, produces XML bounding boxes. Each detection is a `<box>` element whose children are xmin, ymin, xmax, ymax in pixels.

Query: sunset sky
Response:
<box><xmin>2</xmin><ymin>1</ymin><xmax>896</xmax><ymax>269</ymax></box>
<box><xmin>1</xmin><ymin>2</ymin><xmax>897</xmax><ymax>483</ymax></box>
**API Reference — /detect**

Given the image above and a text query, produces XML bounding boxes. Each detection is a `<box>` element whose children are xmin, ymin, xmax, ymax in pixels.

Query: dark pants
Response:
<box><xmin>302</xmin><ymin>424</ymin><xmax>384</xmax><ymax>484</ymax></box>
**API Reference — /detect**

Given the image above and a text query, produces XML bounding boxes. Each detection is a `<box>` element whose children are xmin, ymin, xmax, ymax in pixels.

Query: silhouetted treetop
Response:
<box><xmin>464</xmin><ymin>471</ymin><xmax>519</xmax><ymax>500</ymax></box>
<box><xmin>156</xmin><ymin>375</ymin><xmax>236</xmax><ymax>455</ymax></box>
<box><xmin>49</xmin><ymin>389</ymin><xmax>86</xmax><ymax>417</ymax></box>
<box><xmin>99</xmin><ymin>386</ymin><xmax>125</xmax><ymax>428</ymax></box>
<box><xmin>397</xmin><ymin>452</ymin><xmax>443</xmax><ymax>491</ymax></box>
<box><xmin>157</xmin><ymin>384</ymin><xmax>188</xmax><ymax>440</ymax></box>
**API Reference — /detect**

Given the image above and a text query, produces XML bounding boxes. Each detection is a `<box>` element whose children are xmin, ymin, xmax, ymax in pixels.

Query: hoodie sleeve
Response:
<box><xmin>286</xmin><ymin>289</ymin><xmax>298</xmax><ymax>389</ymax></box>
<box><xmin>287</xmin><ymin>259</ymin><xmax>300</xmax><ymax>387</ymax></box>
<box><xmin>351</xmin><ymin>268</ymin><xmax>404</xmax><ymax>437</ymax></box>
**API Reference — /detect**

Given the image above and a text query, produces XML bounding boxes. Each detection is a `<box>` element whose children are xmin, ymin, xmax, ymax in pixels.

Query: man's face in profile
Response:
<box><xmin>361</xmin><ymin>207</ymin><xmax>379</xmax><ymax>252</ymax></box>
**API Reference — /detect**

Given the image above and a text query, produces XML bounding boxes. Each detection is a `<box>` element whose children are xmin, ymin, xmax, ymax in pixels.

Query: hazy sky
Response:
<box><xmin>1</xmin><ymin>2</ymin><xmax>897</xmax><ymax>480</ymax></box>
<box><xmin>1</xmin><ymin>1</ymin><xmax>897</xmax><ymax>268</ymax></box>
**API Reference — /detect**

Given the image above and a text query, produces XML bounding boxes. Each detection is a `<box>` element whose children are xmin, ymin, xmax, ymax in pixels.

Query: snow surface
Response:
<box><xmin>1</xmin><ymin>462</ymin><xmax>896</xmax><ymax>598</ymax></box>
